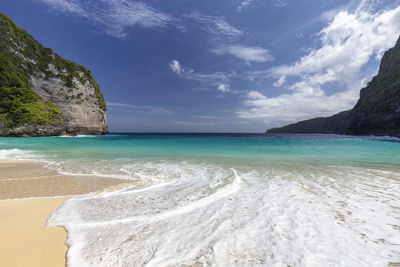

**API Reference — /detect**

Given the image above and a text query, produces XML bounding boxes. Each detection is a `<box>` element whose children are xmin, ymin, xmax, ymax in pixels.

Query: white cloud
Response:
<box><xmin>107</xmin><ymin>102</ymin><xmax>174</xmax><ymax>115</ymax></box>
<box><xmin>168</xmin><ymin>60</ymin><xmax>232</xmax><ymax>88</ymax></box>
<box><xmin>239</xmin><ymin>2</ymin><xmax>400</xmax><ymax>126</ymax></box>
<box><xmin>184</xmin><ymin>12</ymin><xmax>243</xmax><ymax>39</ymax></box>
<box><xmin>270</xmin><ymin>5</ymin><xmax>400</xmax><ymax>83</ymax></box>
<box><xmin>272</xmin><ymin>0</ymin><xmax>287</xmax><ymax>8</ymax></box>
<box><xmin>238</xmin><ymin>0</ymin><xmax>253</xmax><ymax>11</ymax></box>
<box><xmin>213</xmin><ymin>45</ymin><xmax>273</xmax><ymax>63</ymax></box>
<box><xmin>38</xmin><ymin>0</ymin><xmax>86</xmax><ymax>15</ymax></box>
<box><xmin>38</xmin><ymin>0</ymin><xmax>173</xmax><ymax>38</ymax></box>
<box><xmin>238</xmin><ymin>87</ymin><xmax>359</xmax><ymax>125</ymax></box>
<box><xmin>273</xmin><ymin>76</ymin><xmax>286</xmax><ymax>87</ymax></box>
<box><xmin>217</xmin><ymin>84</ymin><xmax>230</xmax><ymax>93</ymax></box>
<box><xmin>185</xmin><ymin>71</ymin><xmax>229</xmax><ymax>83</ymax></box>
<box><xmin>169</xmin><ymin>60</ymin><xmax>183</xmax><ymax>74</ymax></box>
<box><xmin>238</xmin><ymin>0</ymin><xmax>287</xmax><ymax>11</ymax></box>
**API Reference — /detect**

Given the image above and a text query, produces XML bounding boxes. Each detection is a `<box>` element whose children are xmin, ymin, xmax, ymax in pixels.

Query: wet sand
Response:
<box><xmin>0</xmin><ymin>159</ymin><xmax>130</xmax><ymax>267</ymax></box>
<box><xmin>0</xmin><ymin>160</ymin><xmax>130</xmax><ymax>199</ymax></box>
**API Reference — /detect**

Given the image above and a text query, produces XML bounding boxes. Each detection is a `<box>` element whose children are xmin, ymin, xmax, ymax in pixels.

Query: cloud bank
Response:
<box><xmin>239</xmin><ymin>3</ymin><xmax>400</xmax><ymax>126</ymax></box>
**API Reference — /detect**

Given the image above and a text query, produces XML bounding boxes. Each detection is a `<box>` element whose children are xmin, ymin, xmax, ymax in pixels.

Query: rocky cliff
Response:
<box><xmin>267</xmin><ymin>35</ymin><xmax>400</xmax><ymax>137</ymax></box>
<box><xmin>0</xmin><ymin>12</ymin><xmax>107</xmax><ymax>136</ymax></box>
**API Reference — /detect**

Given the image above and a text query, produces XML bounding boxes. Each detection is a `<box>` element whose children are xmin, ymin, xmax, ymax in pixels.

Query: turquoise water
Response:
<box><xmin>2</xmin><ymin>133</ymin><xmax>400</xmax><ymax>266</ymax></box>
<box><xmin>1</xmin><ymin>133</ymin><xmax>400</xmax><ymax>169</ymax></box>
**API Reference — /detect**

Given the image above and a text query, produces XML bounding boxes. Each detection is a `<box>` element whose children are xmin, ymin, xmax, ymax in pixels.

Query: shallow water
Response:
<box><xmin>1</xmin><ymin>133</ymin><xmax>400</xmax><ymax>266</ymax></box>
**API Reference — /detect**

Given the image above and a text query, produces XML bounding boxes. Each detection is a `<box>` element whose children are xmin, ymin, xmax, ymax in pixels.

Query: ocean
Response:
<box><xmin>1</xmin><ymin>133</ymin><xmax>400</xmax><ymax>266</ymax></box>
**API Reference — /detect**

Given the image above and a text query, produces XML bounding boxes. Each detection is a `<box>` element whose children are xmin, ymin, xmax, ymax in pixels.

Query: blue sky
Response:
<box><xmin>2</xmin><ymin>0</ymin><xmax>400</xmax><ymax>132</ymax></box>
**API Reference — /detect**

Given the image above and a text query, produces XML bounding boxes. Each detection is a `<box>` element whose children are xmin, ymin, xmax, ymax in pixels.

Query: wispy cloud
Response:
<box><xmin>38</xmin><ymin>0</ymin><xmax>86</xmax><ymax>14</ymax></box>
<box><xmin>169</xmin><ymin>59</ymin><xmax>233</xmax><ymax>92</ymax></box>
<box><xmin>272</xmin><ymin>0</ymin><xmax>288</xmax><ymax>8</ymax></box>
<box><xmin>238</xmin><ymin>0</ymin><xmax>287</xmax><ymax>11</ymax></box>
<box><xmin>107</xmin><ymin>102</ymin><xmax>174</xmax><ymax>115</ymax></box>
<box><xmin>213</xmin><ymin>45</ymin><xmax>274</xmax><ymax>63</ymax></box>
<box><xmin>184</xmin><ymin>12</ymin><xmax>243</xmax><ymax>39</ymax></box>
<box><xmin>238</xmin><ymin>2</ymin><xmax>400</xmax><ymax>126</ymax></box>
<box><xmin>37</xmin><ymin>0</ymin><xmax>174</xmax><ymax>38</ymax></box>
<box><xmin>238</xmin><ymin>0</ymin><xmax>253</xmax><ymax>11</ymax></box>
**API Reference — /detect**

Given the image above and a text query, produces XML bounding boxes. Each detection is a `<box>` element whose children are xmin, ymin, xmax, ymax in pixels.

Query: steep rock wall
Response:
<box><xmin>0</xmin><ymin>12</ymin><xmax>107</xmax><ymax>136</ymax></box>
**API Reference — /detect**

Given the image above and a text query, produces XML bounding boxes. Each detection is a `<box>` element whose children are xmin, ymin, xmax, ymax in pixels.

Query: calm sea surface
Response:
<box><xmin>1</xmin><ymin>133</ymin><xmax>400</xmax><ymax>266</ymax></box>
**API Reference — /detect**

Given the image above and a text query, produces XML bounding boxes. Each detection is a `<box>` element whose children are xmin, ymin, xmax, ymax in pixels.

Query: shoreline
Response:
<box><xmin>0</xmin><ymin>159</ymin><xmax>132</xmax><ymax>199</ymax></box>
<box><xmin>0</xmin><ymin>159</ymin><xmax>131</xmax><ymax>267</ymax></box>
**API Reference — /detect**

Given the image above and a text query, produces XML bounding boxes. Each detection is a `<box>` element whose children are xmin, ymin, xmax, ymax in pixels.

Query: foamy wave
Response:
<box><xmin>58</xmin><ymin>134</ymin><xmax>127</xmax><ymax>138</ymax></box>
<box><xmin>0</xmin><ymin>148</ymin><xmax>38</xmax><ymax>160</ymax></box>
<box><xmin>46</xmin><ymin>160</ymin><xmax>229</xmax><ymax>182</ymax></box>
<box><xmin>48</xmin><ymin>164</ymin><xmax>400</xmax><ymax>266</ymax></box>
<box><xmin>58</xmin><ymin>135</ymin><xmax>98</xmax><ymax>138</ymax></box>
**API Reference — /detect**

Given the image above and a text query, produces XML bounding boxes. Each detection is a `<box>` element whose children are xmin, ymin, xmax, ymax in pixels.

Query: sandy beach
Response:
<box><xmin>0</xmin><ymin>197</ymin><xmax>69</xmax><ymax>267</ymax></box>
<box><xmin>0</xmin><ymin>159</ymin><xmax>130</xmax><ymax>267</ymax></box>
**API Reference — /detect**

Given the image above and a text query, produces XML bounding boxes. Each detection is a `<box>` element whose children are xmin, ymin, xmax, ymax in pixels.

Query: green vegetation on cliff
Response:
<box><xmin>344</xmin><ymin>37</ymin><xmax>400</xmax><ymax>136</ymax></box>
<box><xmin>348</xmin><ymin>37</ymin><xmax>400</xmax><ymax>119</ymax></box>
<box><xmin>0</xmin><ymin>11</ymin><xmax>106</xmax><ymax>127</ymax></box>
<box><xmin>0</xmin><ymin>28</ymin><xmax>63</xmax><ymax>127</ymax></box>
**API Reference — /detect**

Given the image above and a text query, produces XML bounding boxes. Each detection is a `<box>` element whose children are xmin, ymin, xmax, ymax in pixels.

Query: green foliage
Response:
<box><xmin>352</xmin><ymin>43</ymin><xmax>400</xmax><ymax>116</ymax></box>
<box><xmin>0</xmin><ymin>13</ymin><xmax>63</xmax><ymax>127</ymax></box>
<box><xmin>94</xmin><ymin>81</ymin><xmax>107</xmax><ymax>111</ymax></box>
<box><xmin>0</xmin><ymin>11</ymin><xmax>107</xmax><ymax>122</ymax></box>
<box><xmin>0</xmin><ymin>86</ymin><xmax>63</xmax><ymax>127</ymax></box>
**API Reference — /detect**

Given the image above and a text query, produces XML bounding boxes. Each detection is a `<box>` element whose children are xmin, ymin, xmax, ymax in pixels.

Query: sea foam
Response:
<box><xmin>48</xmin><ymin>161</ymin><xmax>400</xmax><ymax>266</ymax></box>
<box><xmin>0</xmin><ymin>148</ymin><xmax>38</xmax><ymax>160</ymax></box>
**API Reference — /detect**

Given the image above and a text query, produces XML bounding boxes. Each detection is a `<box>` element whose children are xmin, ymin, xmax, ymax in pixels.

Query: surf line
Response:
<box><xmin>59</xmin><ymin>168</ymin><xmax>244</xmax><ymax>227</ymax></box>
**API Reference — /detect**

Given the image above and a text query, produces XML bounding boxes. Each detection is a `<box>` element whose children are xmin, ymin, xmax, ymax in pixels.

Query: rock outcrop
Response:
<box><xmin>0</xmin><ymin>12</ymin><xmax>107</xmax><ymax>136</ymax></box>
<box><xmin>268</xmin><ymin>111</ymin><xmax>351</xmax><ymax>134</ymax></box>
<box><xmin>267</xmin><ymin>35</ymin><xmax>400</xmax><ymax>137</ymax></box>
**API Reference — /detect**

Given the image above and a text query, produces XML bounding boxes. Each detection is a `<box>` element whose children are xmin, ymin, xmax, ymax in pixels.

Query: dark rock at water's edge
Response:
<box><xmin>0</xmin><ymin>12</ymin><xmax>107</xmax><ymax>137</ymax></box>
<box><xmin>267</xmin><ymin>35</ymin><xmax>400</xmax><ymax>138</ymax></box>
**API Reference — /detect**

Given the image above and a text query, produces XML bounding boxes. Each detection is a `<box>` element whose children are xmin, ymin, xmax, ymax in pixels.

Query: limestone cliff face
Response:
<box><xmin>267</xmin><ymin>35</ymin><xmax>400</xmax><ymax>137</ymax></box>
<box><xmin>28</xmin><ymin>69</ymin><xmax>108</xmax><ymax>135</ymax></box>
<box><xmin>0</xmin><ymin>12</ymin><xmax>107</xmax><ymax>136</ymax></box>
